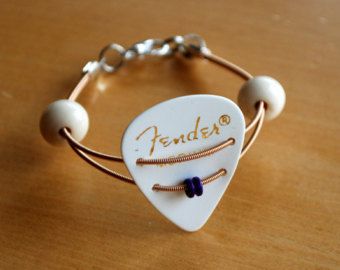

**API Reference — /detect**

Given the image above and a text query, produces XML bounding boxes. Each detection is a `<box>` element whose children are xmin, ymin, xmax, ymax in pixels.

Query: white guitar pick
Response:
<box><xmin>121</xmin><ymin>94</ymin><xmax>245</xmax><ymax>231</ymax></box>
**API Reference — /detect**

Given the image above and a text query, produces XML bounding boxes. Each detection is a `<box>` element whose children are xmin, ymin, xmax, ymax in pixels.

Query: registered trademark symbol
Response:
<box><xmin>219</xmin><ymin>114</ymin><xmax>230</xmax><ymax>126</ymax></box>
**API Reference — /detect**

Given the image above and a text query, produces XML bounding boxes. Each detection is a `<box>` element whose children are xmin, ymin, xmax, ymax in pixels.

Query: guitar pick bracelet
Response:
<box><xmin>40</xmin><ymin>34</ymin><xmax>286</xmax><ymax>198</ymax></box>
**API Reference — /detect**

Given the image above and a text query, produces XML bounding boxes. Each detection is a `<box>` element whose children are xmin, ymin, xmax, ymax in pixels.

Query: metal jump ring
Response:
<box><xmin>180</xmin><ymin>33</ymin><xmax>209</xmax><ymax>56</ymax></box>
<box><xmin>98</xmin><ymin>43</ymin><xmax>126</xmax><ymax>73</ymax></box>
<box><xmin>149</xmin><ymin>39</ymin><xmax>172</xmax><ymax>56</ymax></box>
<box><xmin>162</xmin><ymin>35</ymin><xmax>184</xmax><ymax>54</ymax></box>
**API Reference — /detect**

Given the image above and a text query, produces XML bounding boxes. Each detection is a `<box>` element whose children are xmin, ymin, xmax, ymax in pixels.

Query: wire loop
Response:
<box><xmin>98</xmin><ymin>43</ymin><xmax>126</xmax><ymax>73</ymax></box>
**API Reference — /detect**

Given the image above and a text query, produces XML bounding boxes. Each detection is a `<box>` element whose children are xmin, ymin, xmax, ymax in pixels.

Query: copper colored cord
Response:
<box><xmin>62</xmin><ymin>128</ymin><xmax>123</xmax><ymax>162</ymax></box>
<box><xmin>63</xmin><ymin>50</ymin><xmax>266</xmax><ymax>191</ymax></box>
<box><xmin>245</xmin><ymin>101</ymin><xmax>265</xmax><ymax>133</ymax></box>
<box><xmin>152</xmin><ymin>168</ymin><xmax>227</xmax><ymax>191</ymax></box>
<box><xmin>201</xmin><ymin>51</ymin><xmax>253</xmax><ymax>80</ymax></box>
<box><xmin>68</xmin><ymin>73</ymin><xmax>91</xmax><ymax>101</ymax></box>
<box><xmin>136</xmin><ymin>138</ymin><xmax>235</xmax><ymax>166</ymax></box>
<box><xmin>240</xmin><ymin>105</ymin><xmax>265</xmax><ymax>159</ymax></box>
<box><xmin>64</xmin><ymin>132</ymin><xmax>135</xmax><ymax>185</ymax></box>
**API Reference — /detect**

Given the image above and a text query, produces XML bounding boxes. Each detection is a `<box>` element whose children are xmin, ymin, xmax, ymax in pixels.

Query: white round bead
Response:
<box><xmin>238</xmin><ymin>76</ymin><xmax>286</xmax><ymax>121</ymax></box>
<box><xmin>40</xmin><ymin>99</ymin><xmax>89</xmax><ymax>146</ymax></box>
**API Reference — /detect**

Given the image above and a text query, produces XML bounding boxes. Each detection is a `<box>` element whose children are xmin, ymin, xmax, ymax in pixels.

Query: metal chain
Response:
<box><xmin>83</xmin><ymin>34</ymin><xmax>210</xmax><ymax>74</ymax></box>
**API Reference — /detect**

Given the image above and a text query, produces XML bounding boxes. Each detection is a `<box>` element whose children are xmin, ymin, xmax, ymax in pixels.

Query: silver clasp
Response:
<box><xmin>84</xmin><ymin>34</ymin><xmax>210</xmax><ymax>74</ymax></box>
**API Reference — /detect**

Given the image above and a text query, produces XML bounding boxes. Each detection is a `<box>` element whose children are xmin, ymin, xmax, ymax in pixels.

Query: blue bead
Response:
<box><xmin>184</xmin><ymin>178</ymin><xmax>195</xmax><ymax>198</ymax></box>
<box><xmin>192</xmin><ymin>176</ymin><xmax>203</xmax><ymax>196</ymax></box>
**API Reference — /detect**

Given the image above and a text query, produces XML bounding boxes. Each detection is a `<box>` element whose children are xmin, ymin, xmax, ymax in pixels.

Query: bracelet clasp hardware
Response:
<box><xmin>82</xmin><ymin>34</ymin><xmax>210</xmax><ymax>74</ymax></box>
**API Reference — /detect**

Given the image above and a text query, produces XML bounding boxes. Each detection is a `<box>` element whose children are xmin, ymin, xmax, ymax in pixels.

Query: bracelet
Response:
<box><xmin>40</xmin><ymin>34</ymin><xmax>286</xmax><ymax>231</ymax></box>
